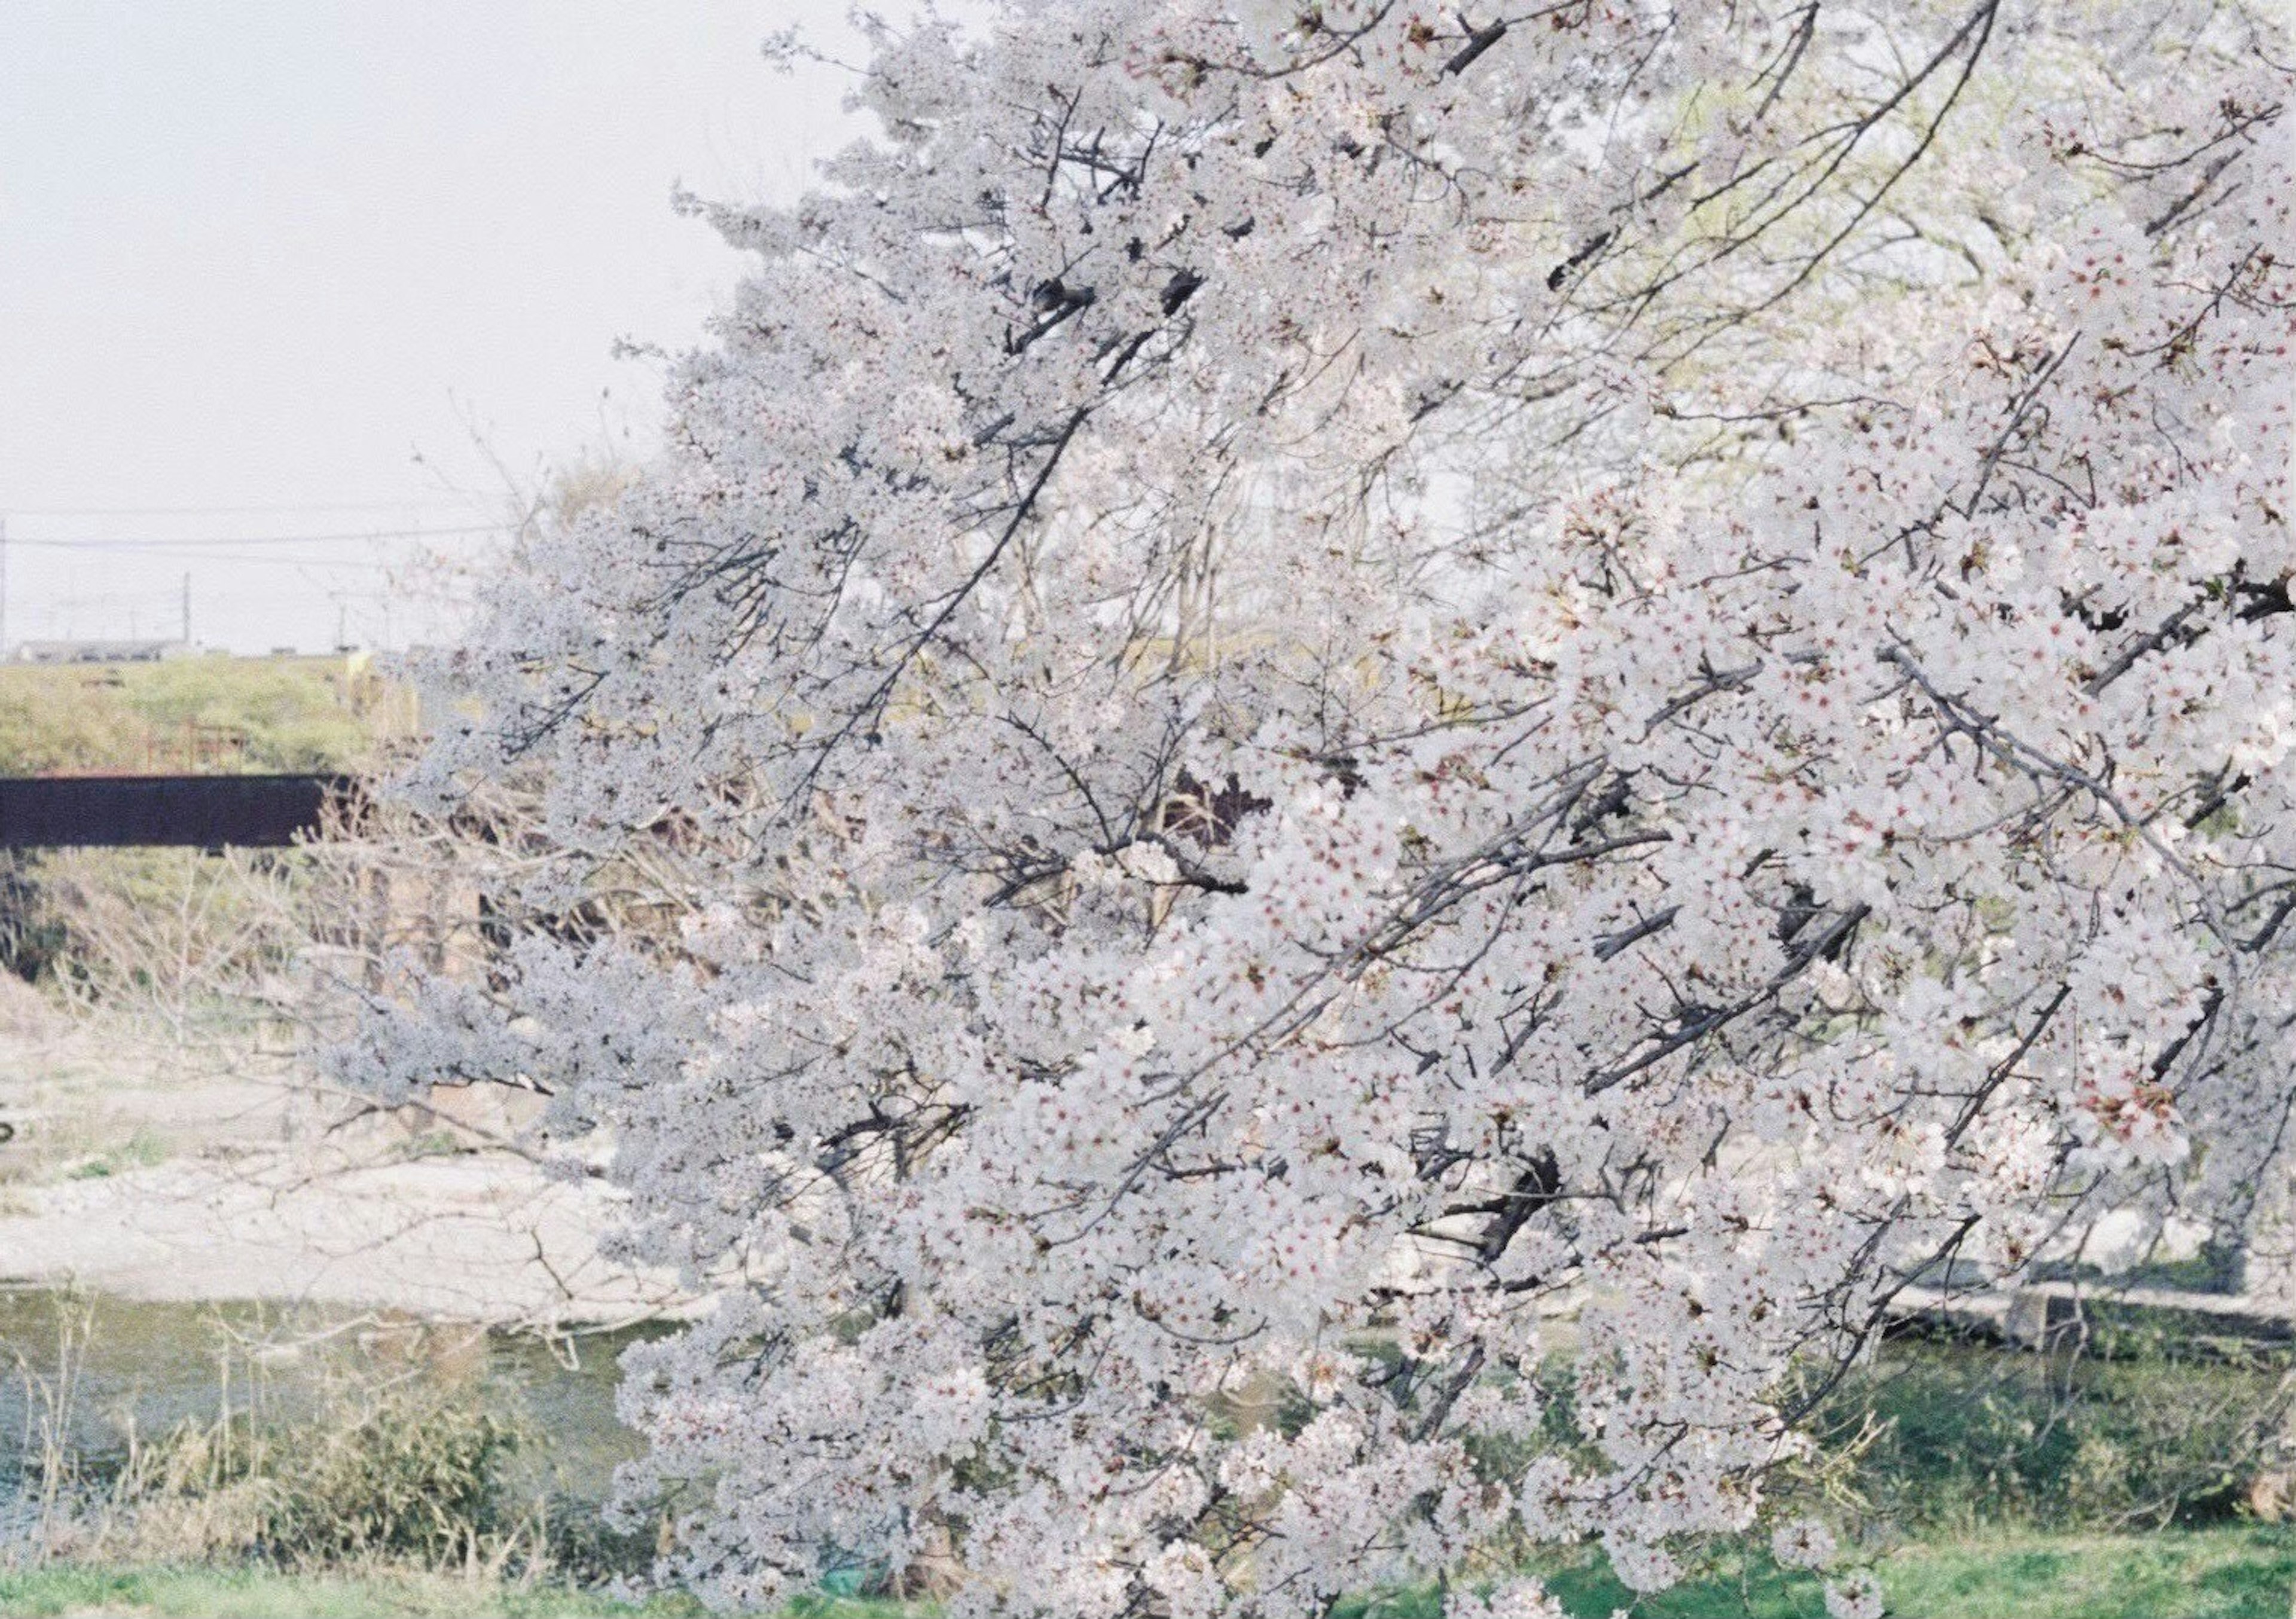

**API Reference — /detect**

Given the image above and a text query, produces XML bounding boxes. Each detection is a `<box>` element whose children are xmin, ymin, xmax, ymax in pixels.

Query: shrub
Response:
<box><xmin>1804</xmin><ymin>1333</ymin><xmax>2294</xmax><ymax>1536</ymax></box>
<box><xmin>125</xmin><ymin>1386</ymin><xmax>527</xmax><ymax>1571</ymax></box>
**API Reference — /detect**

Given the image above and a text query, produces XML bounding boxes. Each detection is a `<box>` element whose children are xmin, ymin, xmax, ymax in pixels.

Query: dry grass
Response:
<box><xmin>8</xmin><ymin>1299</ymin><xmax>554</xmax><ymax>1581</ymax></box>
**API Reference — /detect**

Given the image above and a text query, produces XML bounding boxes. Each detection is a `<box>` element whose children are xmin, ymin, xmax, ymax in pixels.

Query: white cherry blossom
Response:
<box><xmin>344</xmin><ymin>2</ymin><xmax>2295</xmax><ymax>1611</ymax></box>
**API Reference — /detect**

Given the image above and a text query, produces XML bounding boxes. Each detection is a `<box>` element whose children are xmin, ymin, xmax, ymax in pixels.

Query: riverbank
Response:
<box><xmin>9</xmin><ymin>994</ymin><xmax>2296</xmax><ymax>1618</ymax></box>
<box><xmin>0</xmin><ymin>1151</ymin><xmax>680</xmax><ymax>1325</ymax></box>
<box><xmin>4</xmin><ymin>1528</ymin><xmax>2291</xmax><ymax>1618</ymax></box>
<box><xmin>0</xmin><ymin>987</ymin><xmax>686</xmax><ymax>1326</ymax></box>
<box><xmin>0</xmin><ymin>1563</ymin><xmax>706</xmax><ymax>1617</ymax></box>
<box><xmin>7</xmin><ymin>1278</ymin><xmax>2294</xmax><ymax>1616</ymax></box>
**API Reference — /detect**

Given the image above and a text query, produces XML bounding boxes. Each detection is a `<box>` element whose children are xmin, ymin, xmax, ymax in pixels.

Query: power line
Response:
<box><xmin>4</xmin><ymin>522</ymin><xmax>505</xmax><ymax>550</ymax></box>
<box><xmin>24</xmin><ymin>548</ymin><xmax>406</xmax><ymax>570</ymax></box>
<box><xmin>7</xmin><ymin>499</ymin><xmax>484</xmax><ymax>517</ymax></box>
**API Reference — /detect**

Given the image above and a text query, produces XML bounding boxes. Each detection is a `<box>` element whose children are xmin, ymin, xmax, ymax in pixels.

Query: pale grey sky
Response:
<box><xmin>0</xmin><ymin>1</ymin><xmax>860</xmax><ymax>653</ymax></box>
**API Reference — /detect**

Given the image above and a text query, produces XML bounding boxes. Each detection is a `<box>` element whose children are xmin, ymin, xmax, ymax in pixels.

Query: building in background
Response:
<box><xmin>12</xmin><ymin>638</ymin><xmax>194</xmax><ymax>666</ymax></box>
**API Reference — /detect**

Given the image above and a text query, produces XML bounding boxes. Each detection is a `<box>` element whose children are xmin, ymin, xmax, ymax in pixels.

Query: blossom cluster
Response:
<box><xmin>344</xmin><ymin>4</ymin><xmax>2294</xmax><ymax>1612</ymax></box>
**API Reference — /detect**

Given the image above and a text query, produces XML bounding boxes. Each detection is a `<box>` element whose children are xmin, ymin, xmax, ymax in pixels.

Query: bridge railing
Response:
<box><xmin>0</xmin><ymin>774</ymin><xmax>352</xmax><ymax>848</ymax></box>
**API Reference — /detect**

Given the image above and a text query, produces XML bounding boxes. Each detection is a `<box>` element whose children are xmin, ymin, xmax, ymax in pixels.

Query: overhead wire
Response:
<box><xmin>0</xmin><ymin>509</ymin><xmax>504</xmax><ymax>644</ymax></box>
<box><xmin>6</xmin><ymin>499</ymin><xmax>485</xmax><ymax>517</ymax></box>
<box><xmin>35</xmin><ymin>549</ymin><xmax>403</xmax><ymax>570</ymax></box>
<box><xmin>4</xmin><ymin>523</ymin><xmax>505</xmax><ymax>550</ymax></box>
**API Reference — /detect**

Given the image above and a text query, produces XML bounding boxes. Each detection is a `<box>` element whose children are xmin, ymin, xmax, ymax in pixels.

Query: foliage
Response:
<box><xmin>0</xmin><ymin>858</ymin><xmax>65</xmax><ymax>983</ymax></box>
<box><xmin>0</xmin><ymin>655</ymin><xmax>397</xmax><ymax>777</ymax></box>
<box><xmin>1</xmin><ymin>1295</ymin><xmax>676</xmax><ymax>1591</ymax></box>
<box><xmin>340</xmin><ymin>2</ymin><xmax>2296</xmax><ymax>1613</ymax></box>
<box><xmin>60</xmin><ymin>1126</ymin><xmax>169</xmax><ymax>1181</ymax></box>
<box><xmin>1808</xmin><ymin>1334</ymin><xmax>2295</xmax><ymax>1535</ymax></box>
<box><xmin>112</xmin><ymin>1384</ymin><xmax>526</xmax><ymax>1571</ymax></box>
<box><xmin>8</xmin><ymin>1300</ymin><xmax>2292</xmax><ymax>1614</ymax></box>
<box><xmin>18</xmin><ymin>847</ymin><xmax>298</xmax><ymax>1006</ymax></box>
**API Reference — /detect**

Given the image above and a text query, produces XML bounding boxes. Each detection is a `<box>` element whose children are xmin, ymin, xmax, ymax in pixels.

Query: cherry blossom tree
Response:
<box><xmin>338</xmin><ymin>2</ymin><xmax>2294</xmax><ymax>1611</ymax></box>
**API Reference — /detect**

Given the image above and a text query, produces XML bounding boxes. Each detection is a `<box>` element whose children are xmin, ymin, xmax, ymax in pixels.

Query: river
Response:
<box><xmin>0</xmin><ymin>1287</ymin><xmax>668</xmax><ymax>1545</ymax></box>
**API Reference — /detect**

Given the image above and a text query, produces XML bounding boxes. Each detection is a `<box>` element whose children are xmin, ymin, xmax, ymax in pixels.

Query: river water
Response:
<box><xmin>8</xmin><ymin>1284</ymin><xmax>2285</xmax><ymax>1570</ymax></box>
<box><xmin>0</xmin><ymin>1287</ymin><xmax>668</xmax><ymax>1541</ymax></box>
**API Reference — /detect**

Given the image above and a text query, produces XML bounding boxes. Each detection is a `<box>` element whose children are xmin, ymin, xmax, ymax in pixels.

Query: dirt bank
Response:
<box><xmin>0</xmin><ymin>986</ymin><xmax>689</xmax><ymax>1325</ymax></box>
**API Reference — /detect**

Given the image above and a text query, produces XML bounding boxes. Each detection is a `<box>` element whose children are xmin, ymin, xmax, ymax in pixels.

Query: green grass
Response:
<box><xmin>7</xmin><ymin>1532</ymin><xmax>2289</xmax><ymax>1618</ymax></box>
<box><xmin>62</xmin><ymin>1127</ymin><xmax>170</xmax><ymax>1181</ymax></box>
<box><xmin>1817</xmin><ymin>1333</ymin><xmax>2288</xmax><ymax>1536</ymax></box>
<box><xmin>1874</xmin><ymin>1529</ymin><xmax>2296</xmax><ymax>1619</ymax></box>
<box><xmin>0</xmin><ymin>1563</ymin><xmax>705</xmax><ymax>1617</ymax></box>
<box><xmin>1336</xmin><ymin>1527</ymin><xmax>2296</xmax><ymax>1619</ymax></box>
<box><xmin>5</xmin><ymin>1330</ymin><xmax>2288</xmax><ymax>1616</ymax></box>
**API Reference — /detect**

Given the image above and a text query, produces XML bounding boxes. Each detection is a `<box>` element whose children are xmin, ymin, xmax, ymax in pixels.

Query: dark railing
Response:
<box><xmin>0</xmin><ymin>775</ymin><xmax>350</xmax><ymax>848</ymax></box>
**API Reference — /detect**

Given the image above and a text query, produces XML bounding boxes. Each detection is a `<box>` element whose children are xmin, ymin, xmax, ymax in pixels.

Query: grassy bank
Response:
<box><xmin>7</xmin><ymin>1292</ymin><xmax>2292</xmax><ymax>1616</ymax></box>
<box><xmin>4</xmin><ymin>1530</ymin><xmax>2291</xmax><ymax>1617</ymax></box>
<box><xmin>0</xmin><ymin>653</ymin><xmax>407</xmax><ymax>777</ymax></box>
<box><xmin>1529</xmin><ymin>1525</ymin><xmax>2296</xmax><ymax>1618</ymax></box>
<box><xmin>0</xmin><ymin>1563</ymin><xmax>700</xmax><ymax>1617</ymax></box>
